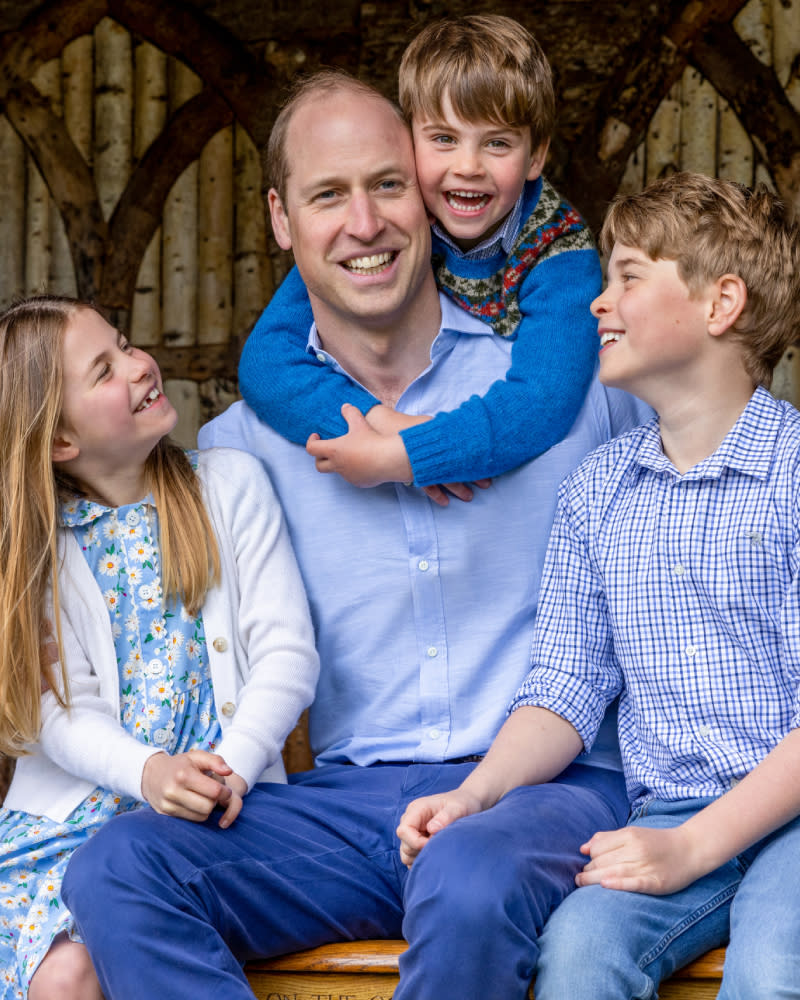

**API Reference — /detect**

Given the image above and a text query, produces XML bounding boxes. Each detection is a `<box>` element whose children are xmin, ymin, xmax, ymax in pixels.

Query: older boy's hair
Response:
<box><xmin>600</xmin><ymin>171</ymin><xmax>800</xmax><ymax>388</ymax></box>
<box><xmin>266</xmin><ymin>69</ymin><xmax>406</xmax><ymax>204</ymax></box>
<box><xmin>398</xmin><ymin>14</ymin><xmax>555</xmax><ymax>151</ymax></box>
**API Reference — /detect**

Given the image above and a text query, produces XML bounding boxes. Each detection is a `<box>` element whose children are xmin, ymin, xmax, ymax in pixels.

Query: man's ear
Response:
<box><xmin>526</xmin><ymin>139</ymin><xmax>550</xmax><ymax>181</ymax></box>
<box><xmin>708</xmin><ymin>274</ymin><xmax>747</xmax><ymax>337</ymax></box>
<box><xmin>52</xmin><ymin>432</ymin><xmax>79</xmax><ymax>464</ymax></box>
<box><xmin>268</xmin><ymin>188</ymin><xmax>293</xmax><ymax>251</ymax></box>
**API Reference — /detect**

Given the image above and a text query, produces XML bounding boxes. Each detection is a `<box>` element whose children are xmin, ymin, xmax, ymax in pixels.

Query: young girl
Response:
<box><xmin>0</xmin><ymin>295</ymin><xmax>320</xmax><ymax>999</ymax></box>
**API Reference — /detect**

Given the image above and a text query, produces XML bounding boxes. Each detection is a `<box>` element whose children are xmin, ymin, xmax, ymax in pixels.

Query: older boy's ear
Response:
<box><xmin>51</xmin><ymin>432</ymin><xmax>79</xmax><ymax>464</ymax></box>
<box><xmin>268</xmin><ymin>188</ymin><xmax>293</xmax><ymax>251</ymax></box>
<box><xmin>526</xmin><ymin>140</ymin><xmax>550</xmax><ymax>182</ymax></box>
<box><xmin>708</xmin><ymin>274</ymin><xmax>747</xmax><ymax>337</ymax></box>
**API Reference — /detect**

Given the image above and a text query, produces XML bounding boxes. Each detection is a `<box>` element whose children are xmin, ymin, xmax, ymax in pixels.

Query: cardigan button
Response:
<box><xmin>212</xmin><ymin>637</ymin><xmax>228</xmax><ymax>653</ymax></box>
<box><xmin>221</xmin><ymin>701</ymin><xmax>236</xmax><ymax>717</ymax></box>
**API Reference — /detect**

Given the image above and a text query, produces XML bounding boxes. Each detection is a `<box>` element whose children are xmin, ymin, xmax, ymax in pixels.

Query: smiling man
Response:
<box><xmin>62</xmin><ymin>72</ymin><xmax>649</xmax><ymax>1000</ymax></box>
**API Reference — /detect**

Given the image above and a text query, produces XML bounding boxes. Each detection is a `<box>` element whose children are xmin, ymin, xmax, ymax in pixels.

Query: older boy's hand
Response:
<box><xmin>396</xmin><ymin>788</ymin><xmax>483</xmax><ymax>867</ymax></box>
<box><xmin>575</xmin><ymin>824</ymin><xmax>704</xmax><ymax>895</ymax></box>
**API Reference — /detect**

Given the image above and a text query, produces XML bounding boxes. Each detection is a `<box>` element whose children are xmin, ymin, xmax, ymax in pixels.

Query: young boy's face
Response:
<box><xmin>411</xmin><ymin>93</ymin><xmax>547</xmax><ymax>251</ymax></box>
<box><xmin>592</xmin><ymin>244</ymin><xmax>713</xmax><ymax>401</ymax></box>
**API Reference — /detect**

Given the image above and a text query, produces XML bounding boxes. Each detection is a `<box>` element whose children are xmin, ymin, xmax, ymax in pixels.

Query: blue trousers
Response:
<box><xmin>535</xmin><ymin>798</ymin><xmax>800</xmax><ymax>999</ymax></box>
<box><xmin>62</xmin><ymin>761</ymin><xmax>627</xmax><ymax>1000</ymax></box>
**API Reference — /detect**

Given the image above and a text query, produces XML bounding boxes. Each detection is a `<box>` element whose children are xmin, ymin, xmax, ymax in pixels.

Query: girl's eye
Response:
<box><xmin>97</xmin><ymin>362</ymin><xmax>111</xmax><ymax>382</ymax></box>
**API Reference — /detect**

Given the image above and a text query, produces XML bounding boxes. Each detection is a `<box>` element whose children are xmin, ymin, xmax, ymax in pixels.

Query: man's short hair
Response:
<box><xmin>398</xmin><ymin>14</ymin><xmax>555</xmax><ymax>151</ymax></box>
<box><xmin>600</xmin><ymin>171</ymin><xmax>800</xmax><ymax>388</ymax></box>
<box><xmin>266</xmin><ymin>69</ymin><xmax>406</xmax><ymax>204</ymax></box>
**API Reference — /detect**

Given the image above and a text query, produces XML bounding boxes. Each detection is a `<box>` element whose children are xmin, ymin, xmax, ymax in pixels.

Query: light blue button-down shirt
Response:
<box><xmin>512</xmin><ymin>387</ymin><xmax>800</xmax><ymax>809</ymax></box>
<box><xmin>200</xmin><ymin>295</ymin><xmax>649</xmax><ymax>767</ymax></box>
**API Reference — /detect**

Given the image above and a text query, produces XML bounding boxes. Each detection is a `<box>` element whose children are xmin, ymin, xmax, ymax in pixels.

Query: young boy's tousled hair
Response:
<box><xmin>398</xmin><ymin>14</ymin><xmax>555</xmax><ymax>152</ymax></box>
<box><xmin>600</xmin><ymin>171</ymin><xmax>800</xmax><ymax>388</ymax></box>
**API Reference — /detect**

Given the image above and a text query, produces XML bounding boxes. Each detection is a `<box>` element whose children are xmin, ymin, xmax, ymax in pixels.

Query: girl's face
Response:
<box><xmin>55</xmin><ymin>308</ymin><xmax>177</xmax><ymax>501</ymax></box>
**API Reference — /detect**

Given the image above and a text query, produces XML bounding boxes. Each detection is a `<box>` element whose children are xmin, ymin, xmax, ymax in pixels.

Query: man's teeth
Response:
<box><xmin>446</xmin><ymin>191</ymin><xmax>489</xmax><ymax>212</ymax></box>
<box><xmin>136</xmin><ymin>387</ymin><xmax>160</xmax><ymax>412</ymax></box>
<box><xmin>343</xmin><ymin>252</ymin><xmax>394</xmax><ymax>275</ymax></box>
<box><xmin>600</xmin><ymin>332</ymin><xmax>622</xmax><ymax>348</ymax></box>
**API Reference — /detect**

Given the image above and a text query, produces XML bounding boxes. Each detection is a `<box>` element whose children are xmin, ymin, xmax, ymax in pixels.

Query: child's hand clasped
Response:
<box><xmin>141</xmin><ymin>749</ymin><xmax>247</xmax><ymax>828</ymax></box>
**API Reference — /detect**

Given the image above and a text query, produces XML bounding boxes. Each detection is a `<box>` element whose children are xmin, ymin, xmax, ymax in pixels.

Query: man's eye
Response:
<box><xmin>378</xmin><ymin>180</ymin><xmax>400</xmax><ymax>191</ymax></box>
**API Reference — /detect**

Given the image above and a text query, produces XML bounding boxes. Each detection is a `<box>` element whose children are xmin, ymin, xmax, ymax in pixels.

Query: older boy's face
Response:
<box><xmin>592</xmin><ymin>244</ymin><xmax>713</xmax><ymax>400</ymax></box>
<box><xmin>268</xmin><ymin>89</ymin><xmax>433</xmax><ymax>334</ymax></box>
<box><xmin>411</xmin><ymin>92</ymin><xmax>547</xmax><ymax>251</ymax></box>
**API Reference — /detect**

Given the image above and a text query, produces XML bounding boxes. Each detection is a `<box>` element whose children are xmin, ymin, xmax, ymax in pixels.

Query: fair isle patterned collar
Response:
<box><xmin>431</xmin><ymin>192</ymin><xmax>524</xmax><ymax>261</ymax></box>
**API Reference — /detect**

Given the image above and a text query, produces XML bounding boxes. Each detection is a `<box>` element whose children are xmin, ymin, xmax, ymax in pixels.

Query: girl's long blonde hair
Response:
<box><xmin>0</xmin><ymin>295</ymin><xmax>219</xmax><ymax>758</ymax></box>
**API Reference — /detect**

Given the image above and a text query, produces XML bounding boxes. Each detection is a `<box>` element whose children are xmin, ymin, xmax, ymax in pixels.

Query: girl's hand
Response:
<box><xmin>141</xmin><ymin>750</ymin><xmax>237</xmax><ymax>824</ymax></box>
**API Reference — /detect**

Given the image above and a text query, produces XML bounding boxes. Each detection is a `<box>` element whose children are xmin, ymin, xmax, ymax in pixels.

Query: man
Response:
<box><xmin>62</xmin><ymin>72</ymin><xmax>647</xmax><ymax>1000</ymax></box>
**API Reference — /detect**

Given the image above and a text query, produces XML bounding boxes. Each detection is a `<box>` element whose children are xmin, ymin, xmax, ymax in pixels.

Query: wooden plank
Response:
<box><xmin>246</xmin><ymin>942</ymin><xmax>727</xmax><ymax>999</ymax></box>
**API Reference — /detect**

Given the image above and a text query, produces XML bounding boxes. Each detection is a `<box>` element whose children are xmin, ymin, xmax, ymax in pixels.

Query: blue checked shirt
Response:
<box><xmin>511</xmin><ymin>387</ymin><xmax>800</xmax><ymax>809</ymax></box>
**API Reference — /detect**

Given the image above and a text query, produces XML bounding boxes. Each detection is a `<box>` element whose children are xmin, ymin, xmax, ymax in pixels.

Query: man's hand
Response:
<box><xmin>422</xmin><ymin>479</ymin><xmax>492</xmax><ymax>507</ymax></box>
<box><xmin>576</xmin><ymin>824</ymin><xmax>703</xmax><ymax>895</ymax></box>
<box><xmin>396</xmin><ymin>787</ymin><xmax>483</xmax><ymax>867</ymax></box>
<box><xmin>141</xmin><ymin>750</ymin><xmax>244</xmax><ymax>827</ymax></box>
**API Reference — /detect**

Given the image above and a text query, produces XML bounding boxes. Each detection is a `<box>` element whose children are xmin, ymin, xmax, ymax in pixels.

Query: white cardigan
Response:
<box><xmin>5</xmin><ymin>448</ymin><xmax>320</xmax><ymax>822</ymax></box>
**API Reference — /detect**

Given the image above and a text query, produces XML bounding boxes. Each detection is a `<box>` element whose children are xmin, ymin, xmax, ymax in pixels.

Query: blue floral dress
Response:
<box><xmin>0</xmin><ymin>487</ymin><xmax>221</xmax><ymax>998</ymax></box>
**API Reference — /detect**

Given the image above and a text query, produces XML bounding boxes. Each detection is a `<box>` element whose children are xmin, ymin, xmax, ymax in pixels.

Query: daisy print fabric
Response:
<box><xmin>0</xmin><ymin>467</ymin><xmax>221</xmax><ymax>996</ymax></box>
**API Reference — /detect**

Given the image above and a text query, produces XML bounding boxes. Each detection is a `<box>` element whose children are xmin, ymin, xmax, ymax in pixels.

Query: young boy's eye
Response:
<box><xmin>432</xmin><ymin>134</ymin><xmax>456</xmax><ymax>146</ymax></box>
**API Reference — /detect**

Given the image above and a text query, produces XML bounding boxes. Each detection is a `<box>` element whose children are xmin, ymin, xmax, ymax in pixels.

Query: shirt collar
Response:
<box><xmin>306</xmin><ymin>292</ymin><xmax>493</xmax><ymax>368</ymax></box>
<box><xmin>634</xmin><ymin>386</ymin><xmax>782</xmax><ymax>481</ymax></box>
<box><xmin>431</xmin><ymin>192</ymin><xmax>524</xmax><ymax>260</ymax></box>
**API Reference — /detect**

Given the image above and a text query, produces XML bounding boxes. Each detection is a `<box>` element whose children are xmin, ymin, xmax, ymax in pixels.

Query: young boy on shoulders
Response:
<box><xmin>239</xmin><ymin>15</ymin><xmax>600</xmax><ymax>498</ymax></box>
<box><xmin>397</xmin><ymin>171</ymin><xmax>800</xmax><ymax>998</ymax></box>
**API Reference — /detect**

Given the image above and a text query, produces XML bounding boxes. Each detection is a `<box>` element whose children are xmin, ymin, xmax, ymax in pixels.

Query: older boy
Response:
<box><xmin>398</xmin><ymin>172</ymin><xmax>800</xmax><ymax>998</ymax></box>
<box><xmin>239</xmin><ymin>15</ymin><xmax>600</xmax><ymax>493</ymax></box>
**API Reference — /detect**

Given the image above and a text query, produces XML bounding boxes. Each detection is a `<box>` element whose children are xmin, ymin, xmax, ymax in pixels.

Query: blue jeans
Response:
<box><xmin>535</xmin><ymin>797</ymin><xmax>800</xmax><ymax>999</ymax></box>
<box><xmin>62</xmin><ymin>761</ymin><xmax>627</xmax><ymax>1000</ymax></box>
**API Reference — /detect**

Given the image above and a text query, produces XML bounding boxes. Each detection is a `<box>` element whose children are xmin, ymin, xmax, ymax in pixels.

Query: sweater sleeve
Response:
<box><xmin>398</xmin><ymin>245</ymin><xmax>601</xmax><ymax>485</ymax></box>
<box><xmin>237</xmin><ymin>265</ymin><xmax>380</xmax><ymax>442</ymax></box>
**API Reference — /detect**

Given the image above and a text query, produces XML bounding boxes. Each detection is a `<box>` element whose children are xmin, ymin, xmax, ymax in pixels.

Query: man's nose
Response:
<box><xmin>346</xmin><ymin>192</ymin><xmax>384</xmax><ymax>241</ymax></box>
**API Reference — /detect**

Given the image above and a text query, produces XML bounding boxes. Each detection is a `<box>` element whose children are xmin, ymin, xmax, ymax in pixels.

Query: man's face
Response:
<box><xmin>268</xmin><ymin>88</ymin><xmax>433</xmax><ymax>333</ymax></box>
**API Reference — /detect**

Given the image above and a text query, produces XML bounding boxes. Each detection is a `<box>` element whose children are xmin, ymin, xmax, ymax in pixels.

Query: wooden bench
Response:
<box><xmin>245</xmin><ymin>939</ymin><xmax>726</xmax><ymax>999</ymax></box>
<box><xmin>244</xmin><ymin>716</ymin><xmax>725</xmax><ymax>998</ymax></box>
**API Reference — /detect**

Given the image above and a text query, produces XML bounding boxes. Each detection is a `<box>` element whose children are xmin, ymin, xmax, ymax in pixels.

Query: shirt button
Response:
<box><xmin>213</xmin><ymin>637</ymin><xmax>228</xmax><ymax>653</ymax></box>
<box><xmin>221</xmin><ymin>701</ymin><xmax>236</xmax><ymax>717</ymax></box>
<box><xmin>673</xmin><ymin>563</ymin><xmax>686</xmax><ymax>576</ymax></box>
<box><xmin>427</xmin><ymin>646</ymin><xmax>438</xmax><ymax>658</ymax></box>
<box><xmin>138</xmin><ymin>584</ymin><xmax>153</xmax><ymax>601</ymax></box>
<box><xmin>153</xmin><ymin>727</ymin><xmax>170</xmax><ymax>744</ymax></box>
<box><xmin>428</xmin><ymin>728</ymin><xmax>441</xmax><ymax>740</ymax></box>
<box><xmin>685</xmin><ymin>645</ymin><xmax>697</xmax><ymax>657</ymax></box>
<box><xmin>315</xmin><ymin>352</ymin><xmax>326</xmax><ymax>363</ymax></box>
<box><xmin>125</xmin><ymin>510</ymin><xmax>140</xmax><ymax>527</ymax></box>
<box><xmin>698</xmin><ymin>724</ymin><xmax>711</xmax><ymax>738</ymax></box>
<box><xmin>418</xmin><ymin>560</ymin><xmax>429</xmax><ymax>572</ymax></box>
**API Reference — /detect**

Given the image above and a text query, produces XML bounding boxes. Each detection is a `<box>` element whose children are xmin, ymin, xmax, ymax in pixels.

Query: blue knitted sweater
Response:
<box><xmin>238</xmin><ymin>176</ymin><xmax>600</xmax><ymax>485</ymax></box>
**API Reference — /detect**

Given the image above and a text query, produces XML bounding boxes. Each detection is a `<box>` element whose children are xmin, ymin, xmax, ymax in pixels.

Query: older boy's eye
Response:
<box><xmin>487</xmin><ymin>139</ymin><xmax>510</xmax><ymax>149</ymax></box>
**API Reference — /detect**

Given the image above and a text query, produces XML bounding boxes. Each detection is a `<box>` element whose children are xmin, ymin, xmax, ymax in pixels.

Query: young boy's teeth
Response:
<box><xmin>343</xmin><ymin>252</ymin><xmax>394</xmax><ymax>275</ymax></box>
<box><xmin>446</xmin><ymin>191</ymin><xmax>489</xmax><ymax>212</ymax></box>
<box><xmin>600</xmin><ymin>332</ymin><xmax>622</xmax><ymax>348</ymax></box>
<box><xmin>136</xmin><ymin>387</ymin><xmax>160</xmax><ymax>412</ymax></box>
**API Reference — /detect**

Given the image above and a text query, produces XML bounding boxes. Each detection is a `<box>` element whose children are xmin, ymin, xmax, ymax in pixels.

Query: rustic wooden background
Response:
<box><xmin>2</xmin><ymin>0</ymin><xmax>800</xmax><ymax>795</ymax></box>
